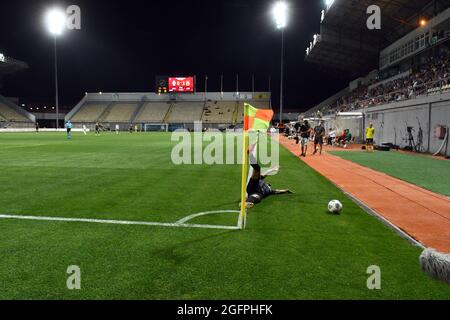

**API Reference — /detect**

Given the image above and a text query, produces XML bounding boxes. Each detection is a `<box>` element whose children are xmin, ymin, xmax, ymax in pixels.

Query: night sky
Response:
<box><xmin>0</xmin><ymin>0</ymin><xmax>351</xmax><ymax>111</ymax></box>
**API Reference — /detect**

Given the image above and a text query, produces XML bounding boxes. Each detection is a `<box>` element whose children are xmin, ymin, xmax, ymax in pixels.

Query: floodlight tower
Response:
<box><xmin>273</xmin><ymin>1</ymin><xmax>288</xmax><ymax>124</ymax></box>
<box><xmin>45</xmin><ymin>8</ymin><xmax>66</xmax><ymax>129</ymax></box>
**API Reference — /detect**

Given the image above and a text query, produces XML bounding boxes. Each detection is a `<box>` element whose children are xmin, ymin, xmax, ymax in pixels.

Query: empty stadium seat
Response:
<box><xmin>0</xmin><ymin>101</ymin><xmax>30</xmax><ymax>122</ymax></box>
<box><xmin>202</xmin><ymin>101</ymin><xmax>237</xmax><ymax>124</ymax></box>
<box><xmin>165</xmin><ymin>102</ymin><xmax>204</xmax><ymax>123</ymax></box>
<box><xmin>134</xmin><ymin>102</ymin><xmax>171</xmax><ymax>123</ymax></box>
<box><xmin>71</xmin><ymin>103</ymin><xmax>110</xmax><ymax>122</ymax></box>
<box><xmin>102</xmin><ymin>103</ymin><xmax>139</xmax><ymax>122</ymax></box>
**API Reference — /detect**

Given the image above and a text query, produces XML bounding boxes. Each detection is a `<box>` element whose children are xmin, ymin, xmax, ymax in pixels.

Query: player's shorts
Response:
<box><xmin>314</xmin><ymin>136</ymin><xmax>323</xmax><ymax>145</ymax></box>
<box><xmin>67</xmin><ymin>128</ymin><xmax>71</xmax><ymax>133</ymax></box>
<box><xmin>366</xmin><ymin>138</ymin><xmax>374</xmax><ymax>144</ymax></box>
<box><xmin>300</xmin><ymin>137</ymin><xmax>309</xmax><ymax>146</ymax></box>
<box><xmin>247</xmin><ymin>179</ymin><xmax>259</xmax><ymax>196</ymax></box>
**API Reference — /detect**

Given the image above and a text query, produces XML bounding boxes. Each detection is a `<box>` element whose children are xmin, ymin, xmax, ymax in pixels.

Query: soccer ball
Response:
<box><xmin>328</xmin><ymin>200</ymin><xmax>343</xmax><ymax>214</ymax></box>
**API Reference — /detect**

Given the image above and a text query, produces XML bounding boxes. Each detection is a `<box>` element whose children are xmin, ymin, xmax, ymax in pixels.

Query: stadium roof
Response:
<box><xmin>305</xmin><ymin>0</ymin><xmax>450</xmax><ymax>74</ymax></box>
<box><xmin>0</xmin><ymin>53</ymin><xmax>28</xmax><ymax>78</ymax></box>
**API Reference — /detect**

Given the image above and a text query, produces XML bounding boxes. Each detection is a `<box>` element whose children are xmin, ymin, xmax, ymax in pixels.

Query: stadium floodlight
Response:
<box><xmin>325</xmin><ymin>0</ymin><xmax>335</xmax><ymax>10</ymax></box>
<box><xmin>45</xmin><ymin>8</ymin><xmax>66</xmax><ymax>129</ymax></box>
<box><xmin>273</xmin><ymin>1</ymin><xmax>288</xmax><ymax>29</ymax></box>
<box><xmin>45</xmin><ymin>8</ymin><xmax>66</xmax><ymax>36</ymax></box>
<box><xmin>272</xmin><ymin>1</ymin><xmax>288</xmax><ymax>123</ymax></box>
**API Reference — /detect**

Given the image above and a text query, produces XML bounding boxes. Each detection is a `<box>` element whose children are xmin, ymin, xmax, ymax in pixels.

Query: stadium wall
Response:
<box><xmin>325</xmin><ymin>116</ymin><xmax>364</xmax><ymax>144</ymax></box>
<box><xmin>364</xmin><ymin>92</ymin><xmax>450</xmax><ymax>157</ymax></box>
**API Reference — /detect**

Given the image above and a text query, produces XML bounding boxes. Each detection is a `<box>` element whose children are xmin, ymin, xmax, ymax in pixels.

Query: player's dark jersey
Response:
<box><xmin>314</xmin><ymin>125</ymin><xmax>325</xmax><ymax>137</ymax></box>
<box><xmin>247</xmin><ymin>178</ymin><xmax>273</xmax><ymax>198</ymax></box>
<box><xmin>299</xmin><ymin>124</ymin><xmax>311</xmax><ymax>138</ymax></box>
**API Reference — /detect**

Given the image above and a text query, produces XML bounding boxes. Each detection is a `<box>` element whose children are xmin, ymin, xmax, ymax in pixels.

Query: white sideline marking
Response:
<box><xmin>0</xmin><ymin>213</ymin><xmax>241</xmax><ymax>231</ymax></box>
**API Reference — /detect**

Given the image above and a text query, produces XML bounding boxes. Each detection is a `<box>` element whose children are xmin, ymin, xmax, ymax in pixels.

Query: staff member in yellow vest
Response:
<box><xmin>365</xmin><ymin>123</ymin><xmax>375</xmax><ymax>152</ymax></box>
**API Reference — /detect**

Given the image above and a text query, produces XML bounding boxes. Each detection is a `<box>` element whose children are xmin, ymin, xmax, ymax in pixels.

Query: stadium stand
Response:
<box><xmin>304</xmin><ymin>1</ymin><xmax>450</xmax><ymax>157</ymax></box>
<box><xmin>0</xmin><ymin>101</ymin><xmax>29</xmax><ymax>122</ymax></box>
<box><xmin>71</xmin><ymin>102</ymin><xmax>109</xmax><ymax>123</ymax></box>
<box><xmin>165</xmin><ymin>102</ymin><xmax>204</xmax><ymax>123</ymax></box>
<box><xmin>67</xmin><ymin>92</ymin><xmax>272</xmax><ymax>129</ymax></box>
<box><xmin>101</xmin><ymin>102</ymin><xmax>139</xmax><ymax>123</ymax></box>
<box><xmin>311</xmin><ymin>45</ymin><xmax>450</xmax><ymax>116</ymax></box>
<box><xmin>305</xmin><ymin>3</ymin><xmax>450</xmax><ymax>117</ymax></box>
<box><xmin>0</xmin><ymin>95</ymin><xmax>35</xmax><ymax>128</ymax></box>
<box><xmin>134</xmin><ymin>102</ymin><xmax>172</xmax><ymax>123</ymax></box>
<box><xmin>202</xmin><ymin>101</ymin><xmax>237</xmax><ymax>124</ymax></box>
<box><xmin>0</xmin><ymin>53</ymin><xmax>34</xmax><ymax>128</ymax></box>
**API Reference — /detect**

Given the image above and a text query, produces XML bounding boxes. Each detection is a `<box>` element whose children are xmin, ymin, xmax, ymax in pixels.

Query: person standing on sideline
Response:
<box><xmin>115</xmin><ymin>124</ymin><xmax>120</xmax><ymax>135</ymax></box>
<box><xmin>328</xmin><ymin>128</ymin><xmax>336</xmax><ymax>146</ymax></box>
<box><xmin>35</xmin><ymin>122</ymin><xmax>39</xmax><ymax>133</ymax></box>
<box><xmin>366</xmin><ymin>123</ymin><xmax>375</xmax><ymax>152</ymax></box>
<box><xmin>313</xmin><ymin>121</ymin><xmax>326</xmax><ymax>155</ymax></box>
<box><xmin>82</xmin><ymin>124</ymin><xmax>88</xmax><ymax>135</ymax></box>
<box><xmin>95</xmin><ymin>122</ymin><xmax>101</xmax><ymax>136</ymax></box>
<box><xmin>298</xmin><ymin>120</ymin><xmax>312</xmax><ymax>157</ymax></box>
<box><xmin>65</xmin><ymin>120</ymin><xmax>73</xmax><ymax>140</ymax></box>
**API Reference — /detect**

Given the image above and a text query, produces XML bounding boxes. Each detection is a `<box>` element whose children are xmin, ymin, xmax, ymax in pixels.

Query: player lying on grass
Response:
<box><xmin>244</xmin><ymin>153</ymin><xmax>293</xmax><ymax>209</ymax></box>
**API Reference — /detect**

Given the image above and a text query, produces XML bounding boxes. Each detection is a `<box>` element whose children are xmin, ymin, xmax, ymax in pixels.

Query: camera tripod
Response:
<box><xmin>403</xmin><ymin>121</ymin><xmax>424</xmax><ymax>153</ymax></box>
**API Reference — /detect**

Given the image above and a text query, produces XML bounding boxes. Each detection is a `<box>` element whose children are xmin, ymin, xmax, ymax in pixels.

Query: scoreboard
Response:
<box><xmin>168</xmin><ymin>77</ymin><xmax>195</xmax><ymax>93</ymax></box>
<box><xmin>155</xmin><ymin>76</ymin><xmax>195</xmax><ymax>94</ymax></box>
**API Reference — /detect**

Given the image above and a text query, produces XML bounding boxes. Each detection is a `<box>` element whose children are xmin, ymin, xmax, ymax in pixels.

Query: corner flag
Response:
<box><xmin>244</xmin><ymin>103</ymin><xmax>274</xmax><ymax>131</ymax></box>
<box><xmin>239</xmin><ymin>103</ymin><xmax>274</xmax><ymax>230</ymax></box>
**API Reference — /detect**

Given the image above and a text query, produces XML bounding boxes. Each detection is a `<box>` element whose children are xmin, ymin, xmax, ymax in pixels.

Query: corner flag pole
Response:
<box><xmin>239</xmin><ymin>107</ymin><xmax>249</xmax><ymax>230</ymax></box>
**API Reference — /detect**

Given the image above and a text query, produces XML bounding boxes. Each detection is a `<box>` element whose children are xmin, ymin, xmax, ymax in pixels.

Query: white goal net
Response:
<box><xmin>144</xmin><ymin>123</ymin><xmax>169</xmax><ymax>132</ymax></box>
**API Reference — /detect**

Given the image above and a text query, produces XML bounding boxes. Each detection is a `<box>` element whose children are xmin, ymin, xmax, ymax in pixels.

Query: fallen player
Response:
<box><xmin>243</xmin><ymin>153</ymin><xmax>293</xmax><ymax>209</ymax></box>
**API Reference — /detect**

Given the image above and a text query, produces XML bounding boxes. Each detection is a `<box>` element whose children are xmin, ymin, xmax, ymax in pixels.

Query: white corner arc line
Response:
<box><xmin>0</xmin><ymin>214</ymin><xmax>240</xmax><ymax>231</ymax></box>
<box><xmin>175</xmin><ymin>210</ymin><xmax>240</xmax><ymax>225</ymax></box>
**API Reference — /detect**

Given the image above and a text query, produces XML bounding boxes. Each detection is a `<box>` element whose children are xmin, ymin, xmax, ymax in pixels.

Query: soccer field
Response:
<box><xmin>0</xmin><ymin>132</ymin><xmax>449</xmax><ymax>299</ymax></box>
<box><xmin>330</xmin><ymin>150</ymin><xmax>450</xmax><ymax>197</ymax></box>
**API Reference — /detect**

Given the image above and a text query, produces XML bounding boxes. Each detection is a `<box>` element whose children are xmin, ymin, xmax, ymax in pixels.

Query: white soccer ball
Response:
<box><xmin>328</xmin><ymin>200</ymin><xmax>343</xmax><ymax>214</ymax></box>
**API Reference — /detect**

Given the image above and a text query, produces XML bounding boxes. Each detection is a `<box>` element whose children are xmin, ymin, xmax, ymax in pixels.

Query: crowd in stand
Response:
<box><xmin>320</xmin><ymin>52</ymin><xmax>450</xmax><ymax>115</ymax></box>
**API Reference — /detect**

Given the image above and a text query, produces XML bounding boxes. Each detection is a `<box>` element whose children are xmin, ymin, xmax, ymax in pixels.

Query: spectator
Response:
<box><xmin>327</xmin><ymin>128</ymin><xmax>336</xmax><ymax>146</ymax></box>
<box><xmin>313</xmin><ymin>121</ymin><xmax>326</xmax><ymax>155</ymax></box>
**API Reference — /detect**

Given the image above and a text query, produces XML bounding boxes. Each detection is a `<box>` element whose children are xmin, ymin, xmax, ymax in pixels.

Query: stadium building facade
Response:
<box><xmin>66</xmin><ymin>92</ymin><xmax>271</xmax><ymax>131</ymax></box>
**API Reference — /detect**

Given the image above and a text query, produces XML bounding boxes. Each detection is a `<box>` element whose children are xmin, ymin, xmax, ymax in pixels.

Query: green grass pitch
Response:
<box><xmin>330</xmin><ymin>150</ymin><xmax>450</xmax><ymax>197</ymax></box>
<box><xmin>0</xmin><ymin>132</ymin><xmax>449</xmax><ymax>299</ymax></box>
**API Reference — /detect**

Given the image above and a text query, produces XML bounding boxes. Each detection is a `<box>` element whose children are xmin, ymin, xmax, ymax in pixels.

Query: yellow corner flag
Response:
<box><xmin>239</xmin><ymin>103</ymin><xmax>274</xmax><ymax>230</ymax></box>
